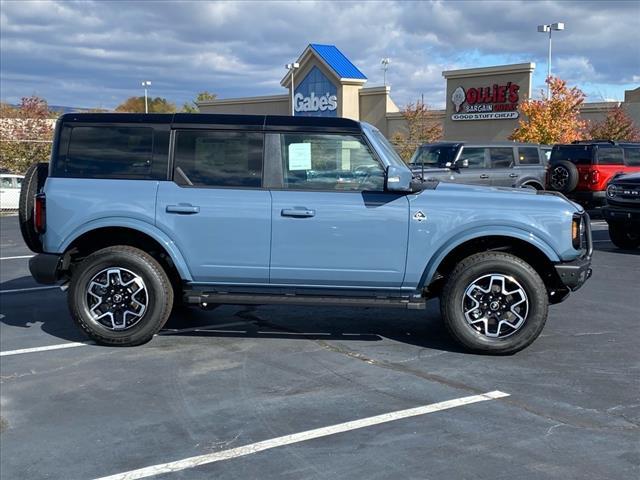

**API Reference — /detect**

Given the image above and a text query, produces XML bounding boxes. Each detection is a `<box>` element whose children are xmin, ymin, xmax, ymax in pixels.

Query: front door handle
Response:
<box><xmin>509</xmin><ymin>173</ymin><xmax>518</xmax><ymax>178</ymax></box>
<box><xmin>281</xmin><ymin>208</ymin><xmax>316</xmax><ymax>218</ymax></box>
<box><xmin>166</xmin><ymin>204</ymin><xmax>200</xmax><ymax>214</ymax></box>
<box><xmin>479</xmin><ymin>174</ymin><xmax>490</xmax><ymax>179</ymax></box>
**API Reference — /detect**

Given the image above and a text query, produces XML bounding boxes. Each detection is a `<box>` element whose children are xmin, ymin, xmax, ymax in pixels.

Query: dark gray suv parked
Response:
<box><xmin>409</xmin><ymin>142</ymin><xmax>547</xmax><ymax>190</ymax></box>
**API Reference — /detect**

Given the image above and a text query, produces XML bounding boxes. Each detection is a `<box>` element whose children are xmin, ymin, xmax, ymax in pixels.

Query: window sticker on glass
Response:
<box><xmin>341</xmin><ymin>140</ymin><xmax>361</xmax><ymax>150</ymax></box>
<box><xmin>288</xmin><ymin>143</ymin><xmax>312</xmax><ymax>170</ymax></box>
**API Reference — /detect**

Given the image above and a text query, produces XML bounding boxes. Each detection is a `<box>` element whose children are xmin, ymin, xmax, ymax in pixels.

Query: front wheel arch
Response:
<box><xmin>423</xmin><ymin>235</ymin><xmax>563</xmax><ymax>299</ymax></box>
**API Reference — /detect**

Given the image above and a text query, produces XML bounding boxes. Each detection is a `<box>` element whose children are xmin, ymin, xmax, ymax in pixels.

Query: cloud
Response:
<box><xmin>0</xmin><ymin>0</ymin><xmax>638</xmax><ymax>109</ymax></box>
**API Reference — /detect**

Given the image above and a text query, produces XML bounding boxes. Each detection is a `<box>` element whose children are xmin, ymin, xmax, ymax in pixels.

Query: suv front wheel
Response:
<box><xmin>440</xmin><ymin>252</ymin><xmax>549</xmax><ymax>354</ymax></box>
<box><xmin>68</xmin><ymin>246</ymin><xmax>174</xmax><ymax>346</ymax></box>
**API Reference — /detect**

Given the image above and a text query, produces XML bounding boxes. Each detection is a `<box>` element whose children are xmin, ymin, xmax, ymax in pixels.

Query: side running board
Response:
<box><xmin>183</xmin><ymin>291</ymin><xmax>426</xmax><ymax>310</ymax></box>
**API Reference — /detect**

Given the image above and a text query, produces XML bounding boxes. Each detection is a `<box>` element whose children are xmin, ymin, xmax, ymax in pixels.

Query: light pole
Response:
<box><xmin>537</xmin><ymin>22</ymin><xmax>565</xmax><ymax>100</ymax></box>
<box><xmin>141</xmin><ymin>80</ymin><xmax>151</xmax><ymax>113</ymax></box>
<box><xmin>381</xmin><ymin>57</ymin><xmax>390</xmax><ymax>86</ymax></box>
<box><xmin>285</xmin><ymin>63</ymin><xmax>300</xmax><ymax>116</ymax></box>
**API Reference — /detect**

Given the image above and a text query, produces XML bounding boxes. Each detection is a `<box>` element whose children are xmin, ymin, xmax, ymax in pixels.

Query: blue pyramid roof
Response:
<box><xmin>309</xmin><ymin>44</ymin><xmax>367</xmax><ymax>80</ymax></box>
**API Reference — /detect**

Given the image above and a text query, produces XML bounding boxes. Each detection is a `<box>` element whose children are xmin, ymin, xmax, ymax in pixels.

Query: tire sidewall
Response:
<box><xmin>69</xmin><ymin>248</ymin><xmax>172</xmax><ymax>345</ymax></box>
<box><xmin>550</xmin><ymin>161</ymin><xmax>578</xmax><ymax>193</ymax></box>
<box><xmin>608</xmin><ymin>223</ymin><xmax>640</xmax><ymax>249</ymax></box>
<box><xmin>442</xmin><ymin>255</ymin><xmax>548</xmax><ymax>354</ymax></box>
<box><xmin>18</xmin><ymin>162</ymin><xmax>48</xmax><ymax>253</ymax></box>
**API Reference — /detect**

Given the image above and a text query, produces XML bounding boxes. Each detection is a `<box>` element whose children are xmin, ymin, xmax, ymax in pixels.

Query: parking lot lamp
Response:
<box><xmin>285</xmin><ymin>63</ymin><xmax>300</xmax><ymax>116</ymax></box>
<box><xmin>381</xmin><ymin>57</ymin><xmax>390</xmax><ymax>86</ymax></box>
<box><xmin>141</xmin><ymin>80</ymin><xmax>152</xmax><ymax>113</ymax></box>
<box><xmin>537</xmin><ymin>22</ymin><xmax>565</xmax><ymax>100</ymax></box>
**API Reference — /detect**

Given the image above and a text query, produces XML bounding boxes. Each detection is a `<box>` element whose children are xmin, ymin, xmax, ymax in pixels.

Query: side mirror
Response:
<box><xmin>446</xmin><ymin>158</ymin><xmax>469</xmax><ymax>170</ymax></box>
<box><xmin>385</xmin><ymin>165</ymin><xmax>412</xmax><ymax>192</ymax></box>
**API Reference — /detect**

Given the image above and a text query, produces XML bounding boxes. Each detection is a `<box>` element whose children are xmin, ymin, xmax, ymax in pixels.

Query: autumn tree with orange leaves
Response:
<box><xmin>587</xmin><ymin>105</ymin><xmax>640</xmax><ymax>141</ymax></box>
<box><xmin>391</xmin><ymin>101</ymin><xmax>443</xmax><ymax>161</ymax></box>
<box><xmin>510</xmin><ymin>77</ymin><xmax>587</xmax><ymax>144</ymax></box>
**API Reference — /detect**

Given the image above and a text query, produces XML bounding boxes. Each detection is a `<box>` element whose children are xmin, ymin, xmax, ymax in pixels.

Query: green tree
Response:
<box><xmin>587</xmin><ymin>105</ymin><xmax>640</xmax><ymax>141</ymax></box>
<box><xmin>391</xmin><ymin>101</ymin><xmax>443</xmax><ymax>162</ymax></box>
<box><xmin>115</xmin><ymin>96</ymin><xmax>176</xmax><ymax>113</ymax></box>
<box><xmin>182</xmin><ymin>91</ymin><xmax>217</xmax><ymax>113</ymax></box>
<box><xmin>0</xmin><ymin>96</ymin><xmax>55</xmax><ymax>174</ymax></box>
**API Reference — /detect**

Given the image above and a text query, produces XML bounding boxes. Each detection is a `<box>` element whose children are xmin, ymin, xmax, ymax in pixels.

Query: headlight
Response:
<box><xmin>606</xmin><ymin>184</ymin><xmax>618</xmax><ymax>198</ymax></box>
<box><xmin>572</xmin><ymin>214</ymin><xmax>586</xmax><ymax>250</ymax></box>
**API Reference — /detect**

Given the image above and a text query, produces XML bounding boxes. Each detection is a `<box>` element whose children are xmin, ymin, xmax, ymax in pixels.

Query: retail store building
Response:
<box><xmin>198</xmin><ymin>44</ymin><xmax>639</xmax><ymax>142</ymax></box>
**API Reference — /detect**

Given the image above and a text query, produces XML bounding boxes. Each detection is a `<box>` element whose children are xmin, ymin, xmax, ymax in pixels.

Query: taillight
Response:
<box><xmin>34</xmin><ymin>193</ymin><xmax>46</xmax><ymax>234</ymax></box>
<box><xmin>589</xmin><ymin>169</ymin><xmax>600</xmax><ymax>185</ymax></box>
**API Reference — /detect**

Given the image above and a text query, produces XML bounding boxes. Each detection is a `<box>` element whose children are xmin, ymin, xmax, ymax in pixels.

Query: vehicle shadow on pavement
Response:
<box><xmin>165</xmin><ymin>304</ymin><xmax>468</xmax><ymax>354</ymax></box>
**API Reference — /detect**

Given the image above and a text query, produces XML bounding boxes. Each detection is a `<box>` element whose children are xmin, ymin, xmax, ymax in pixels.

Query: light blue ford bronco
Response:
<box><xmin>20</xmin><ymin>113</ymin><xmax>592</xmax><ymax>354</ymax></box>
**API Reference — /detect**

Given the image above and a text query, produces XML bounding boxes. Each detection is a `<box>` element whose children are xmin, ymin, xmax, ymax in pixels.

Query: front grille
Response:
<box><xmin>607</xmin><ymin>183</ymin><xmax>640</xmax><ymax>205</ymax></box>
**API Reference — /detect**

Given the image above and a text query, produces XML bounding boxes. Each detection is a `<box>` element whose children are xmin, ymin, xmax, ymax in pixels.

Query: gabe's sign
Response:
<box><xmin>294</xmin><ymin>66</ymin><xmax>338</xmax><ymax>117</ymax></box>
<box><xmin>451</xmin><ymin>82</ymin><xmax>520</xmax><ymax>121</ymax></box>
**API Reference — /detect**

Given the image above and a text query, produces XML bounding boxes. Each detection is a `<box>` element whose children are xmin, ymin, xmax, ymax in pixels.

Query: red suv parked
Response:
<box><xmin>548</xmin><ymin>141</ymin><xmax>640</xmax><ymax>208</ymax></box>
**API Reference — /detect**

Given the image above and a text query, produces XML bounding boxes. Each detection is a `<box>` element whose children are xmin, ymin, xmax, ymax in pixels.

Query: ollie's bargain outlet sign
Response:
<box><xmin>451</xmin><ymin>82</ymin><xmax>520</xmax><ymax>121</ymax></box>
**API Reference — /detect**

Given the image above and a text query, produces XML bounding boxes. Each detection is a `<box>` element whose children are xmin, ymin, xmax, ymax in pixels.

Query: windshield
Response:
<box><xmin>410</xmin><ymin>145</ymin><xmax>458</xmax><ymax>167</ymax></box>
<box><xmin>362</xmin><ymin>123</ymin><xmax>405</xmax><ymax>166</ymax></box>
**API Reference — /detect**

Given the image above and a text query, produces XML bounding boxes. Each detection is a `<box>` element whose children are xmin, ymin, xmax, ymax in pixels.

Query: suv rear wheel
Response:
<box><xmin>440</xmin><ymin>252</ymin><xmax>548</xmax><ymax>354</ymax></box>
<box><xmin>68</xmin><ymin>246</ymin><xmax>174</xmax><ymax>346</ymax></box>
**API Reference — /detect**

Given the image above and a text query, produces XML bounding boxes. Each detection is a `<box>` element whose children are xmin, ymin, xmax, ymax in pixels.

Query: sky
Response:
<box><xmin>1</xmin><ymin>0</ymin><xmax>639</xmax><ymax>110</ymax></box>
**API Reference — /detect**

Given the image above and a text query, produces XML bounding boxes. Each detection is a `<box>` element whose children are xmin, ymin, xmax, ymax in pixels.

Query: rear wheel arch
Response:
<box><xmin>63</xmin><ymin>226</ymin><xmax>189</xmax><ymax>286</ymax></box>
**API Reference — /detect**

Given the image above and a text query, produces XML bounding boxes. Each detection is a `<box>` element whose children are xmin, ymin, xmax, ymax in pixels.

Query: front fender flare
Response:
<box><xmin>419</xmin><ymin>226</ymin><xmax>561</xmax><ymax>288</ymax></box>
<box><xmin>58</xmin><ymin>216</ymin><xmax>193</xmax><ymax>282</ymax></box>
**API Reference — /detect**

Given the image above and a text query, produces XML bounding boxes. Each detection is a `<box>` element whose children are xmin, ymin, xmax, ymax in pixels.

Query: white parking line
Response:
<box><xmin>93</xmin><ymin>390</ymin><xmax>509</xmax><ymax>480</ymax></box>
<box><xmin>0</xmin><ymin>341</ymin><xmax>91</xmax><ymax>357</ymax></box>
<box><xmin>0</xmin><ymin>286</ymin><xmax>59</xmax><ymax>294</ymax></box>
<box><xmin>0</xmin><ymin>255</ymin><xmax>33</xmax><ymax>260</ymax></box>
<box><xmin>0</xmin><ymin>322</ymin><xmax>253</xmax><ymax>357</ymax></box>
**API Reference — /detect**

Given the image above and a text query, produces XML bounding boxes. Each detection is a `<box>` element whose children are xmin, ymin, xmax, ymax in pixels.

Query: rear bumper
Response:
<box><xmin>29</xmin><ymin>253</ymin><xmax>62</xmax><ymax>284</ymax></box>
<box><xmin>567</xmin><ymin>190</ymin><xmax>606</xmax><ymax>207</ymax></box>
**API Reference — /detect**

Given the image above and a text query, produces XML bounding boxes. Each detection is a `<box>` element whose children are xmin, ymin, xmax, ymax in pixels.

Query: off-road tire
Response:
<box><xmin>18</xmin><ymin>162</ymin><xmax>48</xmax><ymax>253</ymax></box>
<box><xmin>68</xmin><ymin>246</ymin><xmax>174</xmax><ymax>346</ymax></box>
<box><xmin>549</xmin><ymin>161</ymin><xmax>579</xmax><ymax>193</ymax></box>
<box><xmin>440</xmin><ymin>252</ymin><xmax>549</xmax><ymax>355</ymax></box>
<box><xmin>608</xmin><ymin>223</ymin><xmax>640</xmax><ymax>249</ymax></box>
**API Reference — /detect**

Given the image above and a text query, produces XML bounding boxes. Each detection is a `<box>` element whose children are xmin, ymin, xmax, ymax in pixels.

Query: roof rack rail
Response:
<box><xmin>571</xmin><ymin>139</ymin><xmax>617</xmax><ymax>145</ymax></box>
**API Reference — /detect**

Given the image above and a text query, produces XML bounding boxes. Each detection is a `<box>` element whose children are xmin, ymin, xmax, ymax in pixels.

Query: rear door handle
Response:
<box><xmin>166</xmin><ymin>204</ymin><xmax>200</xmax><ymax>214</ymax></box>
<box><xmin>281</xmin><ymin>208</ymin><xmax>316</xmax><ymax>218</ymax></box>
<box><xmin>509</xmin><ymin>173</ymin><xmax>518</xmax><ymax>178</ymax></box>
<box><xmin>479</xmin><ymin>174</ymin><xmax>490</xmax><ymax>179</ymax></box>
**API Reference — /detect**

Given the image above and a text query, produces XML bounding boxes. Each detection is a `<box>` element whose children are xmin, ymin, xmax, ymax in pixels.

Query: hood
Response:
<box><xmin>428</xmin><ymin>181</ymin><xmax>583</xmax><ymax>212</ymax></box>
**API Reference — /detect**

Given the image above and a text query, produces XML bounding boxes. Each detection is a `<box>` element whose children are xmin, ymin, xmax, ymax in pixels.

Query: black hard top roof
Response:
<box><xmin>58</xmin><ymin>113</ymin><xmax>362</xmax><ymax>131</ymax></box>
<box><xmin>419</xmin><ymin>141</ymin><xmax>541</xmax><ymax>147</ymax></box>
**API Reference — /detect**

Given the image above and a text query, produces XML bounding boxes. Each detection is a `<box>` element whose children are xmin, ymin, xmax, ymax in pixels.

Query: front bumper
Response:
<box><xmin>29</xmin><ymin>253</ymin><xmax>63</xmax><ymax>284</ymax></box>
<box><xmin>602</xmin><ymin>205</ymin><xmax>640</xmax><ymax>226</ymax></box>
<box><xmin>554</xmin><ymin>256</ymin><xmax>592</xmax><ymax>291</ymax></box>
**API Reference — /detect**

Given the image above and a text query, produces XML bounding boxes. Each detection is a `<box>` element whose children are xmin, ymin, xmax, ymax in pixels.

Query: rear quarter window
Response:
<box><xmin>55</xmin><ymin>125</ymin><xmax>167</xmax><ymax>179</ymax></box>
<box><xmin>596</xmin><ymin>147</ymin><xmax>624</xmax><ymax>165</ymax></box>
<box><xmin>623</xmin><ymin>146</ymin><xmax>640</xmax><ymax>166</ymax></box>
<box><xmin>517</xmin><ymin>147</ymin><xmax>540</xmax><ymax>165</ymax></box>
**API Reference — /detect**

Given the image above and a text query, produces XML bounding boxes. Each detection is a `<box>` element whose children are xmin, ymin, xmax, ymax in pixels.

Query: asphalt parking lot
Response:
<box><xmin>1</xmin><ymin>215</ymin><xmax>638</xmax><ymax>480</ymax></box>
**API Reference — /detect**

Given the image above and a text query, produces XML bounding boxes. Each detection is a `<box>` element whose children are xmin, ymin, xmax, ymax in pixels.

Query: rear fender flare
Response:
<box><xmin>58</xmin><ymin>217</ymin><xmax>193</xmax><ymax>281</ymax></box>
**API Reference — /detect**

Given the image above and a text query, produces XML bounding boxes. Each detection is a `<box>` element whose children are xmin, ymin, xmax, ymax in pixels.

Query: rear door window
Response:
<box><xmin>622</xmin><ymin>146</ymin><xmax>640</xmax><ymax>166</ymax></box>
<box><xmin>459</xmin><ymin>147</ymin><xmax>487</xmax><ymax>168</ymax></box>
<box><xmin>64</xmin><ymin>126</ymin><xmax>154</xmax><ymax>179</ymax></box>
<box><xmin>518</xmin><ymin>147</ymin><xmax>541</xmax><ymax>165</ymax></box>
<box><xmin>173</xmin><ymin>130</ymin><xmax>263</xmax><ymax>188</ymax></box>
<box><xmin>596</xmin><ymin>147</ymin><xmax>624</xmax><ymax>165</ymax></box>
<box><xmin>489</xmin><ymin>148</ymin><xmax>514</xmax><ymax>168</ymax></box>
